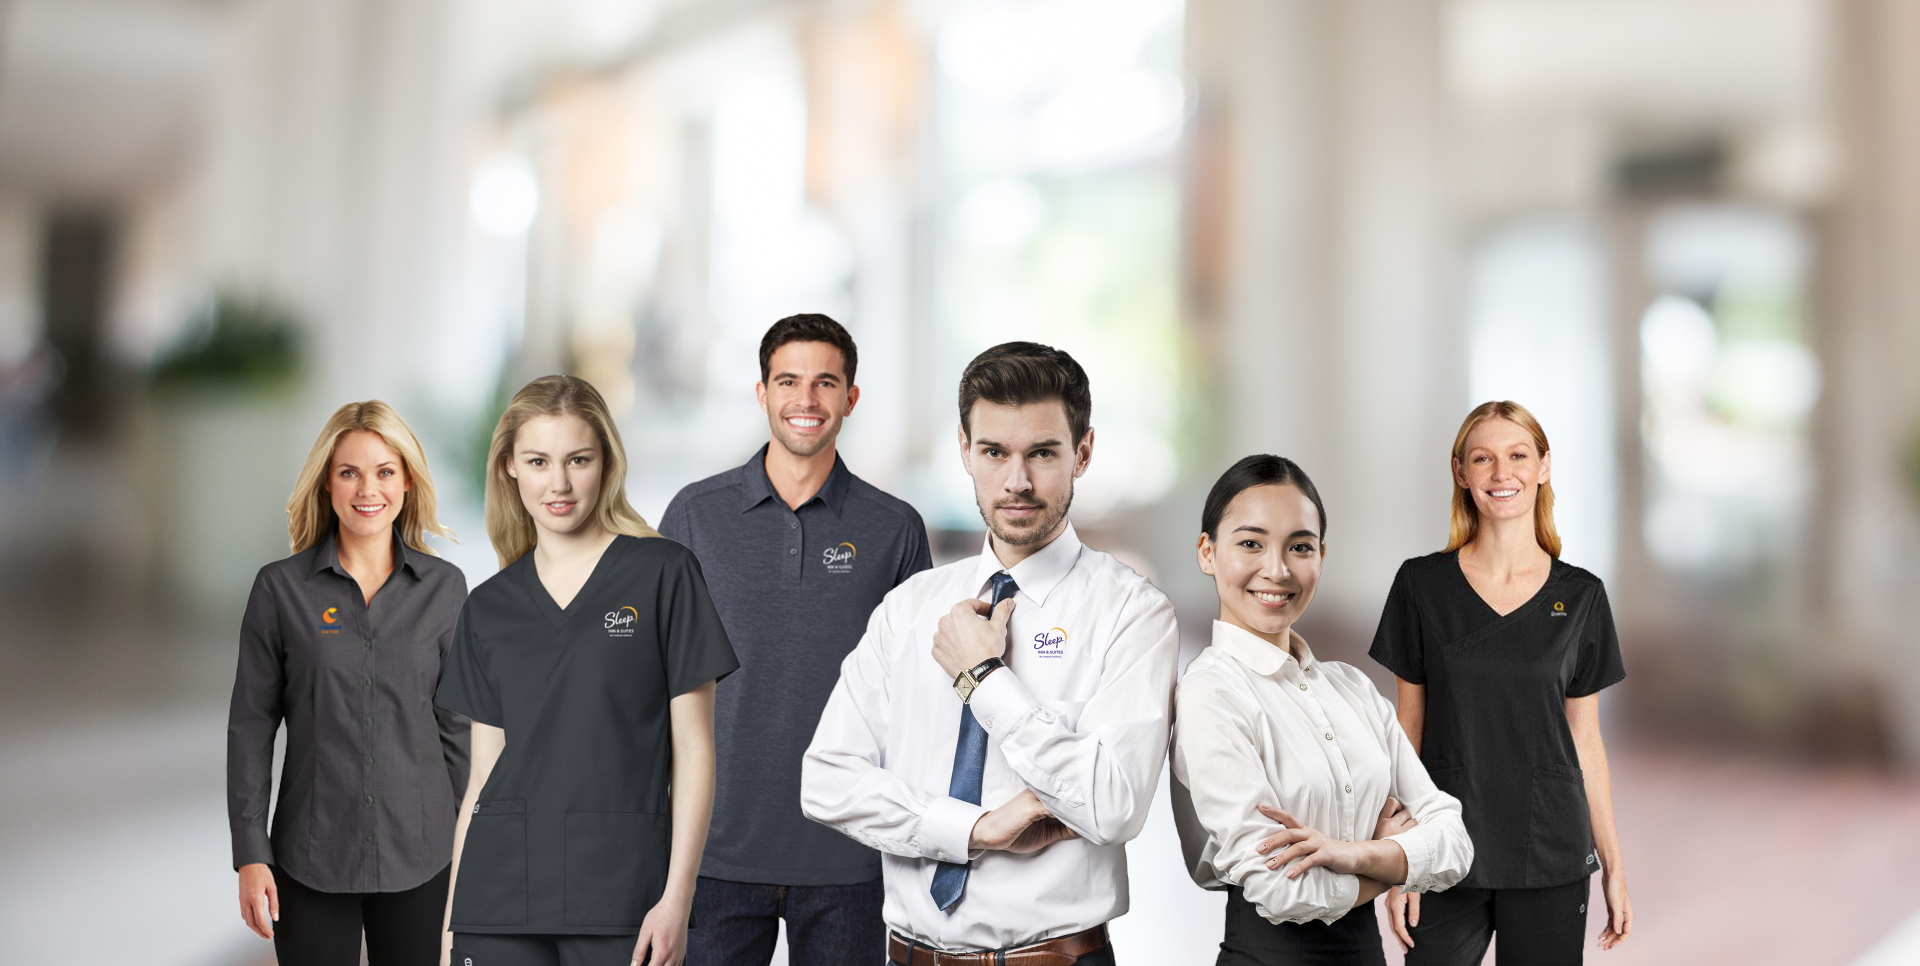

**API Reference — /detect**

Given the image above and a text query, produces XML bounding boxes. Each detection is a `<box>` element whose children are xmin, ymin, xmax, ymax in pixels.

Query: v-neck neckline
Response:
<box><xmin>523</xmin><ymin>535</ymin><xmax>625</xmax><ymax>628</ymax></box>
<box><xmin>1453</xmin><ymin>549</ymin><xmax>1558</xmax><ymax>622</ymax></box>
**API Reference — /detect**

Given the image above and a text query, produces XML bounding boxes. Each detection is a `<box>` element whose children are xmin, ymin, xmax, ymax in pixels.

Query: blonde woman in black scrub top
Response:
<box><xmin>1369</xmin><ymin>401</ymin><xmax>1631</xmax><ymax>965</ymax></box>
<box><xmin>436</xmin><ymin>375</ymin><xmax>738</xmax><ymax>966</ymax></box>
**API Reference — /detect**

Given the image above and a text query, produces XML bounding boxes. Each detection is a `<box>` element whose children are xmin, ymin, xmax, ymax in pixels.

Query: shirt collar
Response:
<box><xmin>970</xmin><ymin>521</ymin><xmax>1084</xmax><ymax>607</ymax></box>
<box><xmin>310</xmin><ymin>528</ymin><xmax>421</xmax><ymax>581</ymax></box>
<box><xmin>1210</xmin><ymin>619</ymin><xmax>1316</xmax><ymax>677</ymax></box>
<box><xmin>738</xmin><ymin>444</ymin><xmax>853</xmax><ymax>515</ymax></box>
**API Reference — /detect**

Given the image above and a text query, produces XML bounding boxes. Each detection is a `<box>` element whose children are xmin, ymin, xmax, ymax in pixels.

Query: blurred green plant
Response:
<box><xmin>151</xmin><ymin>290</ymin><xmax>303</xmax><ymax>391</ymax></box>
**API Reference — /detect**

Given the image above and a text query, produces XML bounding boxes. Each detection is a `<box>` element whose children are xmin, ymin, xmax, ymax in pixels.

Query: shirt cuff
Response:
<box><xmin>966</xmin><ymin>667</ymin><xmax>1044</xmax><ymax>737</ymax></box>
<box><xmin>922</xmin><ymin>795</ymin><xmax>987</xmax><ymax>865</ymax></box>
<box><xmin>1325</xmin><ymin>871</ymin><xmax>1362</xmax><ymax>924</ymax></box>
<box><xmin>232</xmin><ymin>828</ymin><xmax>275</xmax><ymax>870</ymax></box>
<box><xmin>1387</xmin><ymin>826</ymin><xmax>1435</xmax><ymax>893</ymax></box>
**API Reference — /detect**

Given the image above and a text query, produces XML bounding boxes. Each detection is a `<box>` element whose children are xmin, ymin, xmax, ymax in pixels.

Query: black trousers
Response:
<box><xmin>272</xmin><ymin>864</ymin><xmax>450</xmax><ymax>966</ymax></box>
<box><xmin>1404</xmin><ymin>877</ymin><xmax>1590</xmax><ymax>966</ymax></box>
<box><xmin>686</xmin><ymin>875</ymin><xmax>885</xmax><ymax>966</ymax></box>
<box><xmin>450</xmin><ymin>933</ymin><xmax>639</xmax><ymax>966</ymax></box>
<box><xmin>1215</xmin><ymin>886</ymin><xmax>1385</xmax><ymax>966</ymax></box>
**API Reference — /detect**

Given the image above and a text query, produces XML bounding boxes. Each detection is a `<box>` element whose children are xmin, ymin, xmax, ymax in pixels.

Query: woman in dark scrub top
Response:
<box><xmin>436</xmin><ymin>375</ymin><xmax>739</xmax><ymax>966</ymax></box>
<box><xmin>1370</xmin><ymin>401</ymin><xmax>1631</xmax><ymax>965</ymax></box>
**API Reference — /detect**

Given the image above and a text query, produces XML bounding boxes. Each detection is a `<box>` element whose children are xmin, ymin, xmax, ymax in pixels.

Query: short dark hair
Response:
<box><xmin>957</xmin><ymin>342</ymin><xmax>1092</xmax><ymax>443</ymax></box>
<box><xmin>1201</xmin><ymin>454</ymin><xmax>1328</xmax><ymax>541</ymax></box>
<box><xmin>759</xmin><ymin>314</ymin><xmax>858</xmax><ymax>386</ymax></box>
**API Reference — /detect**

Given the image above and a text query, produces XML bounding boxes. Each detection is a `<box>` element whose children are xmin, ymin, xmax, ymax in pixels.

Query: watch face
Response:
<box><xmin>955</xmin><ymin>673</ymin><xmax>976</xmax><ymax>702</ymax></box>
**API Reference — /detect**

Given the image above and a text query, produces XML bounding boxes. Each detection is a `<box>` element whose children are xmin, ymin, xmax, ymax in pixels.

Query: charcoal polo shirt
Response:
<box><xmin>659</xmin><ymin>445</ymin><xmax>932</xmax><ymax>886</ymax></box>
<box><xmin>435</xmin><ymin>535</ymin><xmax>739</xmax><ymax>934</ymax></box>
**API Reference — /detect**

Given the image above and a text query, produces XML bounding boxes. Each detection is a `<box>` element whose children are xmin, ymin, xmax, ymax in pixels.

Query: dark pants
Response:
<box><xmin>686</xmin><ymin>875</ymin><xmax>886</xmax><ymax>966</ymax></box>
<box><xmin>272</xmin><ymin>864</ymin><xmax>449</xmax><ymax>966</ymax></box>
<box><xmin>450</xmin><ymin>933</ymin><xmax>638</xmax><ymax>966</ymax></box>
<box><xmin>1405</xmin><ymin>877</ymin><xmax>1590</xmax><ymax>966</ymax></box>
<box><xmin>1215</xmin><ymin>886</ymin><xmax>1384</xmax><ymax>966</ymax></box>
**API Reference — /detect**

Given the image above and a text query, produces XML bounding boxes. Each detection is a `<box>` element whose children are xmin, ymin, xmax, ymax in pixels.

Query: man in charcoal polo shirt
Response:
<box><xmin>660</xmin><ymin>313</ymin><xmax>932</xmax><ymax>966</ymax></box>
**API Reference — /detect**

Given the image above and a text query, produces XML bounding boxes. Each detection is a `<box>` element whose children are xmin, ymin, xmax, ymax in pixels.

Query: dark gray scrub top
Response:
<box><xmin>435</xmin><ymin>535</ymin><xmax>739</xmax><ymax>935</ymax></box>
<box><xmin>1368</xmin><ymin>551</ymin><xmax>1626</xmax><ymax>889</ymax></box>
<box><xmin>226</xmin><ymin>530</ymin><xmax>471</xmax><ymax>894</ymax></box>
<box><xmin>658</xmin><ymin>446</ymin><xmax>931</xmax><ymax>886</ymax></box>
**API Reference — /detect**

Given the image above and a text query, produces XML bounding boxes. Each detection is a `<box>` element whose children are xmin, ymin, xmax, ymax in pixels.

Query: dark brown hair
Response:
<box><xmin>759</xmin><ymin>313</ymin><xmax>858</xmax><ymax>385</ymax></box>
<box><xmin>1201</xmin><ymin>454</ymin><xmax>1327</xmax><ymax>541</ymax></box>
<box><xmin>957</xmin><ymin>341</ymin><xmax>1092</xmax><ymax>443</ymax></box>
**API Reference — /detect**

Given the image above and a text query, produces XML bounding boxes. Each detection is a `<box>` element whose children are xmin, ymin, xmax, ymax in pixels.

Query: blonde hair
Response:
<box><xmin>1444</xmin><ymin>400</ymin><xmax>1562</xmax><ymax>558</ymax></box>
<box><xmin>484</xmin><ymin>374</ymin><xmax>660</xmax><ymax>568</ymax></box>
<box><xmin>288</xmin><ymin>400</ymin><xmax>454</xmax><ymax>554</ymax></box>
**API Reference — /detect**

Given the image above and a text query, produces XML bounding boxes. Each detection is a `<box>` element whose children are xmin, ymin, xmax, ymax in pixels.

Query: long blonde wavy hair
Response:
<box><xmin>484</xmin><ymin>374</ymin><xmax>660</xmax><ymax>568</ymax></box>
<box><xmin>287</xmin><ymin>400</ymin><xmax>454</xmax><ymax>554</ymax></box>
<box><xmin>1444</xmin><ymin>400</ymin><xmax>1563</xmax><ymax>558</ymax></box>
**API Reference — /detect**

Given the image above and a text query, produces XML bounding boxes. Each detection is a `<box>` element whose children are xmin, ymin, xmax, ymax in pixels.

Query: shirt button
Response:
<box><xmin>936</xmin><ymin>851</ymin><xmax>947</xmax><ymax>861</ymax></box>
<box><xmin>789</xmin><ymin>548</ymin><xmax>797</xmax><ymax>555</ymax></box>
<box><xmin>1324</xmin><ymin>732</ymin><xmax>1333</xmax><ymax>740</ymax></box>
<box><xmin>790</xmin><ymin>522</ymin><xmax>798</xmax><ymax>529</ymax></box>
<box><xmin>1344</xmin><ymin>784</ymin><xmax>1352</xmax><ymax>793</ymax></box>
<box><xmin>365</xmin><ymin>757</ymin><xmax>373</xmax><ymax>764</ymax></box>
<box><xmin>365</xmin><ymin>835</ymin><xmax>373</xmax><ymax>843</ymax></box>
<box><xmin>1299</xmin><ymin>684</ymin><xmax>1307</xmax><ymax>691</ymax></box>
<box><xmin>365</xmin><ymin>796</ymin><xmax>373</xmax><ymax>804</ymax></box>
<box><xmin>983</xmin><ymin>717</ymin><xmax>994</xmax><ymax>729</ymax></box>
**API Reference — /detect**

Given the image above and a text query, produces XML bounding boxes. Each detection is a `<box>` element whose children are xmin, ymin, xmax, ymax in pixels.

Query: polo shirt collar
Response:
<box><xmin>1211</xmin><ymin>619</ymin><xmax>1316</xmax><ymax>677</ymax></box>
<box><xmin>311</xmin><ymin>528</ymin><xmax>421</xmax><ymax>581</ymax></box>
<box><xmin>738</xmin><ymin>444</ymin><xmax>854</xmax><ymax>515</ymax></box>
<box><xmin>971</xmin><ymin>521</ymin><xmax>1084</xmax><ymax>607</ymax></box>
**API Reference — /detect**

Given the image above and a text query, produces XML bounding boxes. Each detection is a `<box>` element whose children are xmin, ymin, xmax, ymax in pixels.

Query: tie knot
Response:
<box><xmin>989</xmin><ymin>571</ymin><xmax>1019</xmax><ymax>606</ymax></box>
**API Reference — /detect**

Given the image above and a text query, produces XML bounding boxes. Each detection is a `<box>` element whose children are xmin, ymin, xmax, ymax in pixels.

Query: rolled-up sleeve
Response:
<box><xmin>226</xmin><ymin>571</ymin><xmax>284</xmax><ymax>871</ymax></box>
<box><xmin>1171</xmin><ymin>671</ymin><xmax>1363</xmax><ymax>925</ymax></box>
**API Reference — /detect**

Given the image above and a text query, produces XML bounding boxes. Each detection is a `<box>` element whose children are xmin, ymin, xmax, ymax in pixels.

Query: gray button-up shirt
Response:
<box><xmin>226</xmin><ymin>531</ymin><xmax>470</xmax><ymax>893</ymax></box>
<box><xmin>660</xmin><ymin>446</ymin><xmax>931</xmax><ymax>885</ymax></box>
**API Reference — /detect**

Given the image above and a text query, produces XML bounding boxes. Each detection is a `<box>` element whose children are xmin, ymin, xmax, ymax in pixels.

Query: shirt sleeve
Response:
<box><xmin>1366</xmin><ymin>685</ymin><xmax>1473</xmax><ymax>894</ymax></box>
<box><xmin>435</xmin><ymin>605</ymin><xmax>503</xmax><ymax>727</ymax></box>
<box><xmin>657</xmin><ymin>547</ymin><xmax>741</xmax><ymax>697</ymax></box>
<box><xmin>434</xmin><ymin>571</ymin><xmax>473</xmax><ymax>802</ymax></box>
<box><xmin>656</xmin><ymin>491</ymin><xmax>690</xmax><ymax>545</ymax></box>
<box><xmin>226</xmin><ymin>570</ymin><xmax>285</xmax><ymax>871</ymax></box>
<box><xmin>801</xmin><ymin>591</ymin><xmax>987</xmax><ymax>864</ymax></box>
<box><xmin>963</xmin><ymin>585</ymin><xmax>1179</xmax><ymax>848</ymax></box>
<box><xmin>1367</xmin><ymin>563</ymin><xmax>1426</xmax><ymax>685</ymax></box>
<box><xmin>1169</xmin><ymin>668</ymin><xmax>1361</xmax><ymax>925</ymax></box>
<box><xmin>1567</xmin><ymin>581</ymin><xmax>1626</xmax><ymax>697</ymax></box>
<box><xmin>896</xmin><ymin>510</ymin><xmax>933</xmax><ymax>587</ymax></box>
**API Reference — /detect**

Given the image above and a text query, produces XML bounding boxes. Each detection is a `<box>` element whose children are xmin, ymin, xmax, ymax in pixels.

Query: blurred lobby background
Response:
<box><xmin>5</xmin><ymin>0</ymin><xmax>1920</xmax><ymax>963</ymax></box>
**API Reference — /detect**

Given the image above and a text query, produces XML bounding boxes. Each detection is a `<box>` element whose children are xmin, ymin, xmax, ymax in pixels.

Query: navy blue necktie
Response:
<box><xmin>929</xmin><ymin>571</ymin><xmax>1018</xmax><ymax>912</ymax></box>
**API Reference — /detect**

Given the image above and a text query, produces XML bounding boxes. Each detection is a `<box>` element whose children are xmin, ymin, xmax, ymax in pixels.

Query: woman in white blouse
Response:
<box><xmin>1171</xmin><ymin>455</ymin><xmax>1474</xmax><ymax>964</ymax></box>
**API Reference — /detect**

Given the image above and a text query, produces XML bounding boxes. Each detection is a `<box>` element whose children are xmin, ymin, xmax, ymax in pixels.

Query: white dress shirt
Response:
<box><xmin>1170</xmin><ymin>621</ymin><xmax>1473</xmax><ymax>925</ymax></box>
<box><xmin>802</xmin><ymin>523</ymin><xmax>1180</xmax><ymax>952</ymax></box>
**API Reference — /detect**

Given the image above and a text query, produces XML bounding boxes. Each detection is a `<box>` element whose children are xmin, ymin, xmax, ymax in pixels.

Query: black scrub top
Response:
<box><xmin>1368</xmin><ymin>551</ymin><xmax>1625</xmax><ymax>889</ymax></box>
<box><xmin>435</xmin><ymin>535</ymin><xmax>739</xmax><ymax>935</ymax></box>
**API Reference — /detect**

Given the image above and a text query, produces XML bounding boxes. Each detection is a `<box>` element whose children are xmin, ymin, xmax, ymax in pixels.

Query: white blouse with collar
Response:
<box><xmin>1171</xmin><ymin>620</ymin><xmax>1474</xmax><ymax>925</ymax></box>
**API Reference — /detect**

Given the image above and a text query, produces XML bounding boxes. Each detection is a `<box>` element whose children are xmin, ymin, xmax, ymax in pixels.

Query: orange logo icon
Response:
<box><xmin>322</xmin><ymin>607</ymin><xmax>339</xmax><ymax>624</ymax></box>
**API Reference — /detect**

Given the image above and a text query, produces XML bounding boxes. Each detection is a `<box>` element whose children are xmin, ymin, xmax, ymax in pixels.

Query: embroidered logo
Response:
<box><xmin>605</xmin><ymin>606</ymin><xmax>639</xmax><ymax>637</ymax></box>
<box><xmin>823</xmin><ymin>542</ymin><xmax>856</xmax><ymax>574</ymax></box>
<box><xmin>1033</xmin><ymin>626</ymin><xmax>1067</xmax><ymax>658</ymax></box>
<box><xmin>319</xmin><ymin>607</ymin><xmax>341</xmax><ymax>635</ymax></box>
<box><xmin>1551</xmin><ymin>601</ymin><xmax>1568</xmax><ymax>618</ymax></box>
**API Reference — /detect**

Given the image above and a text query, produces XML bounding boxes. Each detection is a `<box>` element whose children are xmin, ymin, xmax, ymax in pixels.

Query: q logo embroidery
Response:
<box><xmin>1033</xmin><ymin>627</ymin><xmax>1067</xmax><ymax>658</ymax></box>
<box><xmin>319</xmin><ymin>607</ymin><xmax>341</xmax><ymax>635</ymax></box>
<box><xmin>1551</xmin><ymin>601</ymin><xmax>1568</xmax><ymax>618</ymax></box>
<box><xmin>605</xmin><ymin>606</ymin><xmax>639</xmax><ymax>638</ymax></box>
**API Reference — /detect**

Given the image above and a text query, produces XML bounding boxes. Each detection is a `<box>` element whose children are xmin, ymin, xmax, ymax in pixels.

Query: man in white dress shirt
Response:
<box><xmin>802</xmin><ymin>342</ymin><xmax>1180</xmax><ymax>965</ymax></box>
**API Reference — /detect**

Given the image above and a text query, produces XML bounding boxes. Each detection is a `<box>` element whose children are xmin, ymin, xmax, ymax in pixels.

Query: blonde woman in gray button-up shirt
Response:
<box><xmin>227</xmin><ymin>400</ymin><xmax>468</xmax><ymax>966</ymax></box>
<box><xmin>1170</xmin><ymin>456</ymin><xmax>1472</xmax><ymax>965</ymax></box>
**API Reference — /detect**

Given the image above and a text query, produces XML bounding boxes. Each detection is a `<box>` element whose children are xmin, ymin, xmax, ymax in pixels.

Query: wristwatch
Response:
<box><xmin>953</xmin><ymin>657</ymin><xmax>1005</xmax><ymax>703</ymax></box>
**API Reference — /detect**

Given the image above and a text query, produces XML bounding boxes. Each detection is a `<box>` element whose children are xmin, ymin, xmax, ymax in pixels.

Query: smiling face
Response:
<box><xmin>757</xmin><ymin>340</ymin><xmax>858</xmax><ymax>459</ymax></box>
<box><xmin>1198</xmin><ymin>483</ymin><xmax>1323</xmax><ymax>643</ymax></box>
<box><xmin>1454</xmin><ymin>416</ymin><xmax>1551</xmax><ymax>526</ymax></box>
<box><xmin>506</xmin><ymin>413</ymin><xmax>605</xmax><ymax>539</ymax></box>
<box><xmin>326</xmin><ymin>430</ymin><xmax>411</xmax><ymax>542</ymax></box>
<box><xmin>960</xmin><ymin>399</ymin><xmax>1092</xmax><ymax>553</ymax></box>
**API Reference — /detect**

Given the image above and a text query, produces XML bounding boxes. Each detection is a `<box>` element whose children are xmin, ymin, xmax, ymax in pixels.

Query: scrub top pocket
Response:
<box><xmin>455</xmin><ymin>799</ymin><xmax>528</xmax><ymax>925</ymax></box>
<box><xmin>1526</xmin><ymin>764</ymin><xmax>1591</xmax><ymax>884</ymax></box>
<box><xmin>564</xmin><ymin>810</ymin><xmax>670</xmax><ymax>927</ymax></box>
